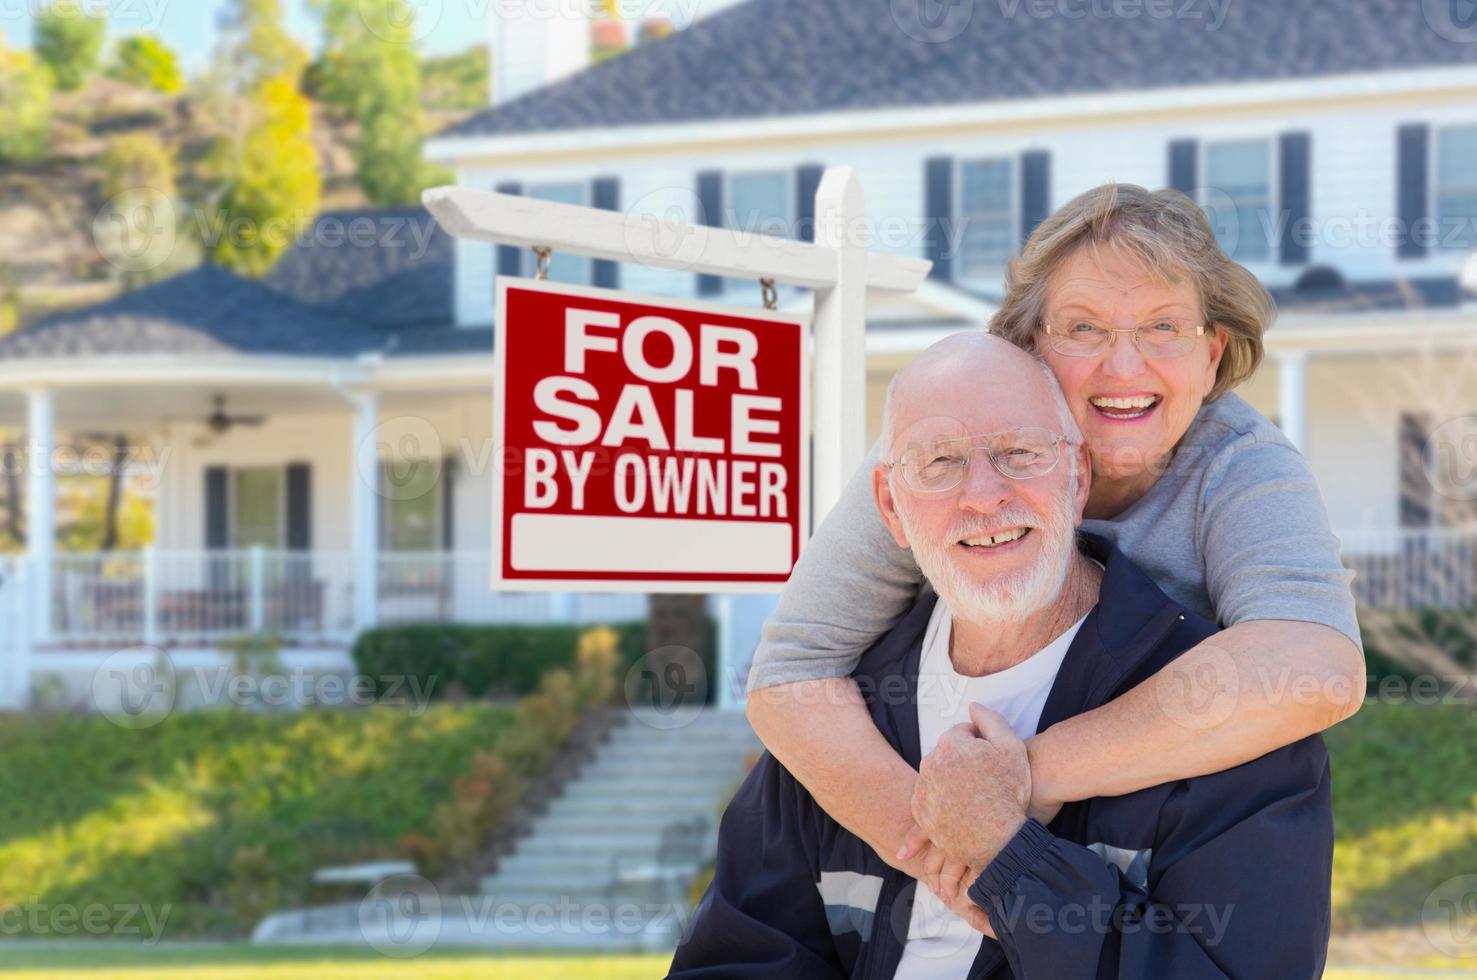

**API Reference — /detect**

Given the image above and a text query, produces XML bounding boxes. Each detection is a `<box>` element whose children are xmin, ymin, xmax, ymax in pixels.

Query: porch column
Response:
<box><xmin>1277</xmin><ymin>350</ymin><xmax>1309</xmax><ymax>455</ymax></box>
<box><xmin>26</xmin><ymin>388</ymin><xmax>54</xmax><ymax>653</ymax></box>
<box><xmin>351</xmin><ymin>391</ymin><xmax>380</xmax><ymax>631</ymax></box>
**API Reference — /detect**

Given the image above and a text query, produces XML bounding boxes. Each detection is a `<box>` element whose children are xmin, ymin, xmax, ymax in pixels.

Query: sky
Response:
<box><xmin>0</xmin><ymin>0</ymin><xmax>492</xmax><ymax>67</ymax></box>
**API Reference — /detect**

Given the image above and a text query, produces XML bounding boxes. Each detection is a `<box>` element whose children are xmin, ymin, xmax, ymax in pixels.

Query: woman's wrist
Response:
<box><xmin>1023</xmin><ymin>727</ymin><xmax>1075</xmax><ymax>818</ymax></box>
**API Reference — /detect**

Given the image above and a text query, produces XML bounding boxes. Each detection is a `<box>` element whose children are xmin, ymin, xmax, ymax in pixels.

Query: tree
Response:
<box><xmin>108</xmin><ymin>34</ymin><xmax>184</xmax><ymax>94</ymax></box>
<box><xmin>310</xmin><ymin>0</ymin><xmax>440</xmax><ymax>205</ymax></box>
<box><xmin>215</xmin><ymin>0</ymin><xmax>308</xmax><ymax>91</ymax></box>
<box><xmin>99</xmin><ymin>133</ymin><xmax>177</xmax><ymax>201</ymax></box>
<box><xmin>207</xmin><ymin>75</ymin><xmax>321</xmax><ymax>277</ymax></box>
<box><xmin>33</xmin><ymin>0</ymin><xmax>107</xmax><ymax>92</ymax></box>
<box><xmin>0</xmin><ymin>40</ymin><xmax>54</xmax><ymax>163</ymax></box>
<box><xmin>199</xmin><ymin>0</ymin><xmax>319</xmax><ymax>278</ymax></box>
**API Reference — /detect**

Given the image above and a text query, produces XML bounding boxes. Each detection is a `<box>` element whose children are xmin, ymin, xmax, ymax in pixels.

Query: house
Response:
<box><xmin>1</xmin><ymin>0</ymin><xmax>1475</xmax><ymax>709</ymax></box>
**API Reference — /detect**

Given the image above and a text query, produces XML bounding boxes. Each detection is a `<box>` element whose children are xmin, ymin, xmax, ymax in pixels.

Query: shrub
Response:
<box><xmin>351</xmin><ymin>619</ymin><xmax>715</xmax><ymax>703</ymax></box>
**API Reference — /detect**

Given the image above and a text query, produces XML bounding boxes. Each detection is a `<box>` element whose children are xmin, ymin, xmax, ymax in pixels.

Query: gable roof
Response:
<box><xmin>263</xmin><ymin>207</ymin><xmax>454</xmax><ymax>331</ymax></box>
<box><xmin>440</xmin><ymin>0</ymin><xmax>1477</xmax><ymax>141</ymax></box>
<box><xmin>0</xmin><ymin>265</ymin><xmax>378</xmax><ymax>361</ymax></box>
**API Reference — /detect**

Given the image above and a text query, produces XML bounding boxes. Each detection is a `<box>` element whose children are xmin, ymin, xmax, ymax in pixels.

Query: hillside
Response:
<box><xmin>0</xmin><ymin>65</ymin><xmax>480</xmax><ymax>330</ymax></box>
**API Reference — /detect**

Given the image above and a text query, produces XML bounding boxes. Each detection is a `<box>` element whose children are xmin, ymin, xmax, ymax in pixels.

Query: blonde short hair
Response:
<box><xmin>987</xmin><ymin>183</ymin><xmax>1274</xmax><ymax>402</ymax></box>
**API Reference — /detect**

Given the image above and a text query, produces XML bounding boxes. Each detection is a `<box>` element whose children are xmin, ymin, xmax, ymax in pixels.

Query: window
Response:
<box><xmin>1204</xmin><ymin>140</ymin><xmax>1273</xmax><ymax>262</ymax></box>
<box><xmin>958</xmin><ymin>157</ymin><xmax>1015</xmax><ymax>279</ymax></box>
<box><xmin>727</xmin><ymin>171</ymin><xmax>790</xmax><ymax>238</ymax></box>
<box><xmin>381</xmin><ymin>458</ymin><xmax>443</xmax><ymax>552</ymax></box>
<box><xmin>526</xmin><ymin>183</ymin><xmax>591</xmax><ymax>281</ymax></box>
<box><xmin>1436</xmin><ymin>125</ymin><xmax>1477</xmax><ymax>251</ymax></box>
<box><xmin>232</xmin><ymin>467</ymin><xmax>283</xmax><ymax>548</ymax></box>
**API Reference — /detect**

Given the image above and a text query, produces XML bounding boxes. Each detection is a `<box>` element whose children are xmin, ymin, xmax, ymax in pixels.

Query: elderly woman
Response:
<box><xmin>745</xmin><ymin>182</ymin><xmax>1365</xmax><ymax>906</ymax></box>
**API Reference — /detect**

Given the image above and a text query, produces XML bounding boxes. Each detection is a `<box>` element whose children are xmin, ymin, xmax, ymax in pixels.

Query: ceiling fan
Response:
<box><xmin>191</xmin><ymin>394</ymin><xmax>266</xmax><ymax>447</ymax></box>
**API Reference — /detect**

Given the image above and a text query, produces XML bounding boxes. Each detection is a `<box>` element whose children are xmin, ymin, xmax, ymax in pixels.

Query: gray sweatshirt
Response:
<box><xmin>747</xmin><ymin>391</ymin><xmax>1361</xmax><ymax>691</ymax></box>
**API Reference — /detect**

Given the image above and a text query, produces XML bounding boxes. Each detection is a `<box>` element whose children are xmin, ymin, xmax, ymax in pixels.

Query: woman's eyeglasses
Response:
<box><xmin>1040</xmin><ymin>317</ymin><xmax>1206</xmax><ymax>358</ymax></box>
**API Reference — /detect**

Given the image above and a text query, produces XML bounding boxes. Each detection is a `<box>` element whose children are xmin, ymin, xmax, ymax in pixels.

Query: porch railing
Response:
<box><xmin>1339</xmin><ymin>527</ymin><xmax>1477</xmax><ymax>610</ymax></box>
<box><xmin>45</xmin><ymin>547</ymin><xmax>650</xmax><ymax>646</ymax></box>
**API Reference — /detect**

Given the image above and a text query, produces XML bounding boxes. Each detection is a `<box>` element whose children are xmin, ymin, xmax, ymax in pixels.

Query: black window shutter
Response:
<box><xmin>286</xmin><ymin>462</ymin><xmax>311</xmax><ymax>551</ymax></box>
<box><xmin>924</xmin><ymin>156</ymin><xmax>954</xmax><ymax>281</ymax></box>
<box><xmin>1397</xmin><ymin>124</ymin><xmax>1430</xmax><ymax>260</ymax></box>
<box><xmin>1399</xmin><ymin>412</ymin><xmax>1434</xmax><ymax>528</ymax></box>
<box><xmin>495</xmin><ymin>182</ymin><xmax>523</xmax><ymax>277</ymax></box>
<box><xmin>796</xmin><ymin>164</ymin><xmax>825</xmax><ymax>243</ymax></box>
<box><xmin>696</xmin><ymin>170</ymin><xmax>724</xmax><ymax>295</ymax></box>
<box><xmin>1020</xmin><ymin>150</ymin><xmax>1051</xmax><ymax>248</ymax></box>
<box><xmin>205</xmin><ymin>466</ymin><xmax>228</xmax><ymax>549</ymax></box>
<box><xmin>441</xmin><ymin>455</ymin><xmax>456</xmax><ymax>551</ymax></box>
<box><xmin>1168</xmin><ymin>139</ymin><xmax>1198</xmax><ymax>197</ymax></box>
<box><xmin>592</xmin><ymin>176</ymin><xmax>620</xmax><ymax>289</ymax></box>
<box><xmin>1278</xmin><ymin>132</ymin><xmax>1312</xmax><ymax>266</ymax></box>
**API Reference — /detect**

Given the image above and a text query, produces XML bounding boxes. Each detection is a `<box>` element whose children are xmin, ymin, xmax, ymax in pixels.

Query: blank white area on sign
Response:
<box><xmin>510</xmin><ymin>514</ymin><xmax>793</xmax><ymax>574</ymax></box>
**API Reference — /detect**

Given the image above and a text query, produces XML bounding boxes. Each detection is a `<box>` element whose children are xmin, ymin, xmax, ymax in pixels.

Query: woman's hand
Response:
<box><xmin>897</xmin><ymin>822</ymin><xmax>972</xmax><ymax>904</ymax></box>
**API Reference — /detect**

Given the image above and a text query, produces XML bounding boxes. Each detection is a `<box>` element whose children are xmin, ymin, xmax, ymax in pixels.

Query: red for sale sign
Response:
<box><xmin>493</xmin><ymin>277</ymin><xmax>809</xmax><ymax>592</ymax></box>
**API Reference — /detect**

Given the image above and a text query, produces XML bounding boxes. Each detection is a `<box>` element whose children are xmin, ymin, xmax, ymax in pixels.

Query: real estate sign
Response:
<box><xmin>492</xmin><ymin>277</ymin><xmax>809</xmax><ymax>592</ymax></box>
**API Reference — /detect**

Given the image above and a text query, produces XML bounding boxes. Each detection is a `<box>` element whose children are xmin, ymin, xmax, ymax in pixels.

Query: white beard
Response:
<box><xmin>901</xmin><ymin>470</ymin><xmax>1078</xmax><ymax>627</ymax></box>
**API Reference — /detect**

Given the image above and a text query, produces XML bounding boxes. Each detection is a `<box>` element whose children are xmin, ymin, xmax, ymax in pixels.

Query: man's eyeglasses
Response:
<box><xmin>1040</xmin><ymin>316</ymin><xmax>1206</xmax><ymax>358</ymax></box>
<box><xmin>885</xmin><ymin>427</ymin><xmax>1076</xmax><ymax>494</ymax></box>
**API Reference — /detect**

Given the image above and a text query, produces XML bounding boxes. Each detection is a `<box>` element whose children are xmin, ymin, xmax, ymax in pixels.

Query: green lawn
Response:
<box><xmin>0</xmin><ymin>946</ymin><xmax>1469</xmax><ymax>978</ymax></box>
<box><xmin>0</xmin><ymin>706</ymin><xmax>519</xmax><ymax>938</ymax></box>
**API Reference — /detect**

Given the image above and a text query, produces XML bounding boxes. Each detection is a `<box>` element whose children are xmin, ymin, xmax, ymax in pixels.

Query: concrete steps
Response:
<box><xmin>252</xmin><ymin>705</ymin><xmax>761</xmax><ymax>953</ymax></box>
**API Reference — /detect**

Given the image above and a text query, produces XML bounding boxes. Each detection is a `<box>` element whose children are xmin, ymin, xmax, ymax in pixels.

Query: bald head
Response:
<box><xmin>880</xmin><ymin>332</ymin><xmax>1079</xmax><ymax>459</ymax></box>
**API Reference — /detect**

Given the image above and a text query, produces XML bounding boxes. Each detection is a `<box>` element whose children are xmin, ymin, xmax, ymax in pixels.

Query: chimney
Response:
<box><xmin>490</xmin><ymin>0</ymin><xmax>594</xmax><ymax>106</ymax></box>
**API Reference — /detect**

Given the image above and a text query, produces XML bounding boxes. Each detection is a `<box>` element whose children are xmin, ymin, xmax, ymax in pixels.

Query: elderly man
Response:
<box><xmin>667</xmin><ymin>333</ymin><xmax>1332</xmax><ymax>979</ymax></box>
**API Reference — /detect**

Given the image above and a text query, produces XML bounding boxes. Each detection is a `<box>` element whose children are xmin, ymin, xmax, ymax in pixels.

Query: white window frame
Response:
<box><xmin>725</xmin><ymin>169</ymin><xmax>794</xmax><ymax>239</ymax></box>
<box><xmin>524</xmin><ymin>182</ymin><xmax>593</xmax><ymax>282</ymax></box>
<box><xmin>1199</xmin><ymin>137</ymin><xmax>1278</xmax><ymax>265</ymax></box>
<box><xmin>955</xmin><ymin>155</ymin><xmax>1018</xmax><ymax>285</ymax></box>
<box><xmin>1433</xmin><ymin>123</ymin><xmax>1477</xmax><ymax>253</ymax></box>
<box><xmin>379</xmin><ymin>458</ymin><xmax>445</xmax><ymax>553</ymax></box>
<box><xmin>228</xmin><ymin>465</ymin><xmax>286</xmax><ymax>550</ymax></box>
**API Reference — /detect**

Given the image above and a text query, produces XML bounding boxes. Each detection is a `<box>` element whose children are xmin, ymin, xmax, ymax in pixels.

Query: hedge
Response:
<box><xmin>351</xmin><ymin>620</ymin><xmax>716</xmax><ymax>702</ymax></box>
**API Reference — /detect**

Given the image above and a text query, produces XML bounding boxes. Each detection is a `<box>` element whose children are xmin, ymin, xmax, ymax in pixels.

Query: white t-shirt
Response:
<box><xmin>893</xmin><ymin>598</ymin><xmax>1091</xmax><ymax>980</ymax></box>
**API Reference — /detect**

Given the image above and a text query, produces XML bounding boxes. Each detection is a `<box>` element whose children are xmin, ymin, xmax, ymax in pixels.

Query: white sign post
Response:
<box><xmin>423</xmin><ymin>167</ymin><xmax>930</xmax><ymax>525</ymax></box>
<box><xmin>424</xmin><ymin>168</ymin><xmax>931</xmax><ymax>705</ymax></box>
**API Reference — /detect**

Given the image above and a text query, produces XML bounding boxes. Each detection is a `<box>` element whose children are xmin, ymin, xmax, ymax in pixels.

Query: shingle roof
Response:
<box><xmin>0</xmin><ymin>207</ymin><xmax>483</xmax><ymax>362</ymax></box>
<box><xmin>263</xmin><ymin>207</ymin><xmax>454</xmax><ymax>331</ymax></box>
<box><xmin>0</xmin><ymin>265</ymin><xmax>378</xmax><ymax>361</ymax></box>
<box><xmin>441</xmin><ymin>0</ymin><xmax>1477</xmax><ymax>140</ymax></box>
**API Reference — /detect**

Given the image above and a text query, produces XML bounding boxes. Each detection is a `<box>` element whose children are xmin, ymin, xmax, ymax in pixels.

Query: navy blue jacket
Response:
<box><xmin>669</xmin><ymin>533</ymin><xmax>1333</xmax><ymax>979</ymax></box>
